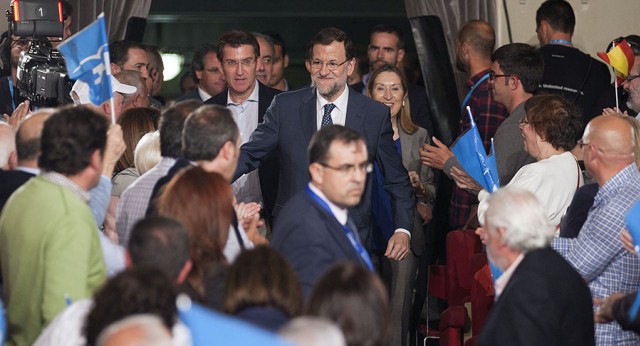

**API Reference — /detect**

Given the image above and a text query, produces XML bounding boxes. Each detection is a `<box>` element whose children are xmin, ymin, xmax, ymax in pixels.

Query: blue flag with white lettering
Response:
<box><xmin>451</xmin><ymin>107</ymin><xmax>500</xmax><ymax>192</ymax></box>
<box><xmin>58</xmin><ymin>13</ymin><xmax>112</xmax><ymax>106</ymax></box>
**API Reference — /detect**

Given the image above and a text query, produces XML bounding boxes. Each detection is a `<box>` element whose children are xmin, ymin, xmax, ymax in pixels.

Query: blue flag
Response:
<box><xmin>451</xmin><ymin>107</ymin><xmax>500</xmax><ymax>192</ymax></box>
<box><xmin>177</xmin><ymin>296</ymin><xmax>292</xmax><ymax>346</ymax></box>
<box><xmin>0</xmin><ymin>300</ymin><xmax>5</xmax><ymax>345</ymax></box>
<box><xmin>58</xmin><ymin>13</ymin><xmax>112</xmax><ymax>106</ymax></box>
<box><xmin>625</xmin><ymin>200</ymin><xmax>640</xmax><ymax>320</ymax></box>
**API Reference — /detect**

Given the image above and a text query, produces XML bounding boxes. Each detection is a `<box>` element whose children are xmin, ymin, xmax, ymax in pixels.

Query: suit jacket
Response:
<box><xmin>352</xmin><ymin>81</ymin><xmax>434</xmax><ymax>136</ymax></box>
<box><xmin>234</xmin><ymin>86</ymin><xmax>414</xmax><ymax>247</ymax></box>
<box><xmin>478</xmin><ymin>247</ymin><xmax>595</xmax><ymax>346</ymax></box>
<box><xmin>272</xmin><ymin>188</ymin><xmax>367</xmax><ymax>297</ymax></box>
<box><xmin>206</xmin><ymin>82</ymin><xmax>281</xmax><ymax>226</ymax></box>
<box><xmin>399</xmin><ymin>127</ymin><xmax>435</xmax><ymax>256</ymax></box>
<box><xmin>174</xmin><ymin>88</ymin><xmax>206</xmax><ymax>103</ymax></box>
<box><xmin>0</xmin><ymin>169</ymin><xmax>35</xmax><ymax>211</ymax></box>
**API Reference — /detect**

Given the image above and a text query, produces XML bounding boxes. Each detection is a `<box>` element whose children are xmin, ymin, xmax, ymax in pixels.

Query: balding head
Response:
<box><xmin>15</xmin><ymin>110</ymin><xmax>55</xmax><ymax>166</ymax></box>
<box><xmin>0</xmin><ymin>123</ymin><xmax>16</xmax><ymax>170</ymax></box>
<box><xmin>582</xmin><ymin>115</ymin><xmax>636</xmax><ymax>185</ymax></box>
<box><xmin>457</xmin><ymin>20</ymin><xmax>495</xmax><ymax>60</ymax></box>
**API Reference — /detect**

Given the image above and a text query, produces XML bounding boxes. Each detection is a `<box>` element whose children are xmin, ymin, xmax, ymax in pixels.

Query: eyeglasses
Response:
<box><xmin>310</xmin><ymin>59</ymin><xmax>349</xmax><ymax>71</ymax></box>
<box><xmin>577</xmin><ymin>139</ymin><xmax>592</xmax><ymax>149</ymax></box>
<box><xmin>489</xmin><ymin>72</ymin><xmax>512</xmax><ymax>81</ymax></box>
<box><xmin>222</xmin><ymin>57</ymin><xmax>256</xmax><ymax>68</ymax></box>
<box><xmin>318</xmin><ymin>162</ymin><xmax>373</xmax><ymax>175</ymax></box>
<box><xmin>626</xmin><ymin>74</ymin><xmax>640</xmax><ymax>83</ymax></box>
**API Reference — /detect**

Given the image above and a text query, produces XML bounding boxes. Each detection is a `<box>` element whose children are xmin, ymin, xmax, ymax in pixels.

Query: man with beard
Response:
<box><xmin>351</xmin><ymin>24</ymin><xmax>433</xmax><ymax>135</ymax></box>
<box><xmin>235</xmin><ymin>27</ymin><xmax>414</xmax><ymax>265</ymax></box>
<box><xmin>420</xmin><ymin>20</ymin><xmax>509</xmax><ymax>230</ymax></box>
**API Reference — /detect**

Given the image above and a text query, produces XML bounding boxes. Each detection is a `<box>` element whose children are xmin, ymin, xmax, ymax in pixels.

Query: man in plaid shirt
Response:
<box><xmin>420</xmin><ymin>20</ymin><xmax>508</xmax><ymax>229</ymax></box>
<box><xmin>552</xmin><ymin>115</ymin><xmax>640</xmax><ymax>345</ymax></box>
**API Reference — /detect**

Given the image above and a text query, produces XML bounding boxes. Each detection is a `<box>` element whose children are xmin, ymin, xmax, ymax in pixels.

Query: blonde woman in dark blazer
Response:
<box><xmin>367</xmin><ymin>64</ymin><xmax>436</xmax><ymax>346</ymax></box>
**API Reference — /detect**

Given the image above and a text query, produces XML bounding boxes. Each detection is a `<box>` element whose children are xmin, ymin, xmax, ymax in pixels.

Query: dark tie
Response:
<box><xmin>321</xmin><ymin>103</ymin><xmax>336</xmax><ymax>128</ymax></box>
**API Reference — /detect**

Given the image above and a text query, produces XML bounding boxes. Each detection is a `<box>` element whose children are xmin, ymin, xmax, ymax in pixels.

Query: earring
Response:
<box><xmin>402</xmin><ymin>100</ymin><xmax>405</xmax><ymax>107</ymax></box>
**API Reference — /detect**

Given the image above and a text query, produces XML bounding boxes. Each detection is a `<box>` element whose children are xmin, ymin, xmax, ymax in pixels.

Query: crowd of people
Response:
<box><xmin>0</xmin><ymin>0</ymin><xmax>640</xmax><ymax>345</ymax></box>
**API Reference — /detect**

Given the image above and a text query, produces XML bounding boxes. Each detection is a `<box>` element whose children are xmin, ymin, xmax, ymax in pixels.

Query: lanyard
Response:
<box><xmin>549</xmin><ymin>39</ymin><xmax>572</xmax><ymax>46</ymax></box>
<box><xmin>461</xmin><ymin>72</ymin><xmax>489</xmax><ymax>111</ymax></box>
<box><xmin>8</xmin><ymin>78</ymin><xmax>16</xmax><ymax>112</ymax></box>
<box><xmin>306</xmin><ymin>185</ymin><xmax>374</xmax><ymax>270</ymax></box>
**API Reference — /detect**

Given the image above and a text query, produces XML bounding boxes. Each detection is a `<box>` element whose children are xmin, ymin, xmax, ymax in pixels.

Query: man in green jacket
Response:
<box><xmin>0</xmin><ymin>106</ymin><xmax>108</xmax><ymax>346</ymax></box>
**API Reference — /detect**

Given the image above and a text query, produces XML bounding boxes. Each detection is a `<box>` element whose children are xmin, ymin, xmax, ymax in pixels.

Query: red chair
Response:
<box><xmin>470</xmin><ymin>253</ymin><xmax>495</xmax><ymax>337</ymax></box>
<box><xmin>445</xmin><ymin>230</ymin><xmax>483</xmax><ymax>306</ymax></box>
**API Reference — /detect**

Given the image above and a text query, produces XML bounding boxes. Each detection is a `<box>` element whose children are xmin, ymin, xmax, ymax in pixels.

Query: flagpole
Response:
<box><xmin>612</xmin><ymin>40</ymin><xmax>620</xmax><ymax>111</ymax></box>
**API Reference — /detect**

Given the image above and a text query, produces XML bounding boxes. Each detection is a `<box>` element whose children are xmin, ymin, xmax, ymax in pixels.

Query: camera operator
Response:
<box><xmin>0</xmin><ymin>34</ymin><xmax>29</xmax><ymax>116</ymax></box>
<box><xmin>50</xmin><ymin>0</ymin><xmax>73</xmax><ymax>49</ymax></box>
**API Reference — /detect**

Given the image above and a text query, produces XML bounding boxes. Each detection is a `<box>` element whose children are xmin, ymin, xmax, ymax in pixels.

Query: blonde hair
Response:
<box><xmin>134</xmin><ymin>131</ymin><xmax>161</xmax><ymax>175</ymax></box>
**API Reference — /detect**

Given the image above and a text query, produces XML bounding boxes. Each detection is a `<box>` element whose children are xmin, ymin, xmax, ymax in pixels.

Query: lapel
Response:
<box><xmin>300</xmin><ymin>87</ymin><xmax>318</xmax><ymax>146</ymax></box>
<box><xmin>257</xmin><ymin>82</ymin><xmax>268</xmax><ymax>123</ymax></box>
<box><xmin>304</xmin><ymin>191</ymin><xmax>363</xmax><ymax>263</ymax></box>
<box><xmin>399</xmin><ymin>128</ymin><xmax>411</xmax><ymax>167</ymax></box>
<box><xmin>344</xmin><ymin>87</ymin><xmax>365</xmax><ymax>134</ymax></box>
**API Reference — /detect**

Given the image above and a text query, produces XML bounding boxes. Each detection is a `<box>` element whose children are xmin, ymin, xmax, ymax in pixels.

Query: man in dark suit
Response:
<box><xmin>175</xmin><ymin>43</ymin><xmax>227</xmax><ymax>103</ymax></box>
<box><xmin>0</xmin><ymin>111</ymin><xmax>49</xmax><ymax>210</ymax></box>
<box><xmin>477</xmin><ymin>187</ymin><xmax>594</xmax><ymax>346</ymax></box>
<box><xmin>235</xmin><ymin>27</ymin><xmax>414</xmax><ymax>259</ymax></box>
<box><xmin>205</xmin><ymin>30</ymin><xmax>281</xmax><ymax>226</ymax></box>
<box><xmin>272</xmin><ymin>125</ymin><xmax>374</xmax><ymax>296</ymax></box>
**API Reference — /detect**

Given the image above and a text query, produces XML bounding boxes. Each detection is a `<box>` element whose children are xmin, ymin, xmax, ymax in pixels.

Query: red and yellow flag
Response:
<box><xmin>598</xmin><ymin>39</ymin><xmax>636</xmax><ymax>84</ymax></box>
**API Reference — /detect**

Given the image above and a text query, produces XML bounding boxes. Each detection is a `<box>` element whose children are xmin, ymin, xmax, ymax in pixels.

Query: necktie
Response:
<box><xmin>321</xmin><ymin>103</ymin><xmax>336</xmax><ymax>128</ymax></box>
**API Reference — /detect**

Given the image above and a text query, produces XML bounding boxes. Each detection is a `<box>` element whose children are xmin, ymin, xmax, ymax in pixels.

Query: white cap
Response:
<box><xmin>70</xmin><ymin>76</ymin><xmax>137</xmax><ymax>105</ymax></box>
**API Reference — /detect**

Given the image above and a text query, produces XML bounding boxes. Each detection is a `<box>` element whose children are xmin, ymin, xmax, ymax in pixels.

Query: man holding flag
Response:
<box><xmin>58</xmin><ymin>13</ymin><xmax>133</xmax><ymax>124</ymax></box>
<box><xmin>602</xmin><ymin>36</ymin><xmax>640</xmax><ymax>119</ymax></box>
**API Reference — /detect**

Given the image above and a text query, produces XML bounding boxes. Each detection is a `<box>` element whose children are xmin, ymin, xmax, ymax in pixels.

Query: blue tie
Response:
<box><xmin>321</xmin><ymin>103</ymin><xmax>336</xmax><ymax>128</ymax></box>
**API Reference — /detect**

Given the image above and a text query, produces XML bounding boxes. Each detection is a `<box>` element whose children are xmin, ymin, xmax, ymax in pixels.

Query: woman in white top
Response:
<box><xmin>455</xmin><ymin>94</ymin><xmax>584</xmax><ymax>228</ymax></box>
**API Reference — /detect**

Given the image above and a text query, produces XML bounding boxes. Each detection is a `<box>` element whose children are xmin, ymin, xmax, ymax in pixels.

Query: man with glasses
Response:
<box><xmin>272</xmin><ymin>125</ymin><xmax>375</xmax><ymax>296</ymax></box>
<box><xmin>616</xmin><ymin>36</ymin><xmax>640</xmax><ymax>118</ymax></box>
<box><xmin>175</xmin><ymin>42</ymin><xmax>227</xmax><ymax>102</ymax></box>
<box><xmin>205</xmin><ymin>30</ymin><xmax>281</xmax><ymax>227</ymax></box>
<box><xmin>552</xmin><ymin>114</ymin><xmax>640</xmax><ymax>345</ymax></box>
<box><xmin>236</xmin><ymin>27</ymin><xmax>414</xmax><ymax>262</ymax></box>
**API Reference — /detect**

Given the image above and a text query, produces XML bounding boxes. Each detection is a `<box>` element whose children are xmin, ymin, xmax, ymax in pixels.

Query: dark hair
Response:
<box><xmin>366</xmin><ymin>64</ymin><xmax>418</xmax><ymax>134</ymax></box>
<box><xmin>158</xmin><ymin>100</ymin><xmax>202</xmax><ymax>158</ymax></box>
<box><xmin>262</xmin><ymin>31</ymin><xmax>287</xmax><ymax>57</ymax></box>
<box><xmin>306</xmin><ymin>27</ymin><xmax>355</xmax><ymax>61</ymax></box>
<box><xmin>536</xmin><ymin>0</ymin><xmax>575</xmax><ymax>35</ymax></box>
<box><xmin>457</xmin><ymin>20</ymin><xmax>495</xmax><ymax>60</ymax></box>
<box><xmin>109</xmin><ymin>40</ymin><xmax>147</xmax><ymax>67</ymax></box>
<box><xmin>216</xmin><ymin>30</ymin><xmax>260</xmax><ymax>62</ymax></box>
<box><xmin>39</xmin><ymin>106</ymin><xmax>108</xmax><ymax>175</ymax></box>
<box><xmin>307</xmin><ymin>263</ymin><xmax>390</xmax><ymax>346</ymax></box>
<box><xmin>83</xmin><ymin>266</ymin><xmax>177</xmax><ymax>346</ymax></box>
<box><xmin>491</xmin><ymin>43</ymin><xmax>544</xmax><ymax>93</ymax></box>
<box><xmin>191</xmin><ymin>42</ymin><xmax>217</xmax><ymax>84</ymax></box>
<box><xmin>128</xmin><ymin>216</ymin><xmax>191</xmax><ymax>281</ymax></box>
<box><xmin>607</xmin><ymin>35</ymin><xmax>640</xmax><ymax>56</ymax></box>
<box><xmin>157</xmin><ymin>167</ymin><xmax>232</xmax><ymax>295</ymax></box>
<box><xmin>308</xmin><ymin>125</ymin><xmax>365</xmax><ymax>166</ymax></box>
<box><xmin>182</xmin><ymin>104</ymin><xmax>238</xmax><ymax>161</ymax></box>
<box><xmin>114</xmin><ymin>107</ymin><xmax>159</xmax><ymax>174</ymax></box>
<box><xmin>223</xmin><ymin>245</ymin><xmax>303</xmax><ymax>318</ymax></box>
<box><xmin>524</xmin><ymin>94</ymin><xmax>582</xmax><ymax>151</ymax></box>
<box><xmin>370</xmin><ymin>24</ymin><xmax>404</xmax><ymax>49</ymax></box>
<box><xmin>61</xmin><ymin>0</ymin><xmax>73</xmax><ymax>20</ymax></box>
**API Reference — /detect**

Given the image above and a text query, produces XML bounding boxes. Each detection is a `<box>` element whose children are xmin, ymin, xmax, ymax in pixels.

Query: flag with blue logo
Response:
<box><xmin>625</xmin><ymin>200</ymin><xmax>640</xmax><ymax>320</ymax></box>
<box><xmin>58</xmin><ymin>13</ymin><xmax>112</xmax><ymax>106</ymax></box>
<box><xmin>451</xmin><ymin>106</ymin><xmax>500</xmax><ymax>192</ymax></box>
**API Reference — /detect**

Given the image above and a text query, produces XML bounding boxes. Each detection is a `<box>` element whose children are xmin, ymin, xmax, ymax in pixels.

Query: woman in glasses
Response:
<box><xmin>365</xmin><ymin>64</ymin><xmax>435</xmax><ymax>345</ymax></box>
<box><xmin>454</xmin><ymin>94</ymin><xmax>584</xmax><ymax>231</ymax></box>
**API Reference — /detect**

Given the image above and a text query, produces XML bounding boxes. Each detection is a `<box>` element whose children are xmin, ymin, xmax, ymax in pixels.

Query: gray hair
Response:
<box><xmin>96</xmin><ymin>314</ymin><xmax>172</xmax><ymax>346</ymax></box>
<box><xmin>279</xmin><ymin>316</ymin><xmax>346</xmax><ymax>346</ymax></box>
<box><xmin>484</xmin><ymin>186</ymin><xmax>554</xmax><ymax>253</ymax></box>
<box><xmin>134</xmin><ymin>131</ymin><xmax>161</xmax><ymax>175</ymax></box>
